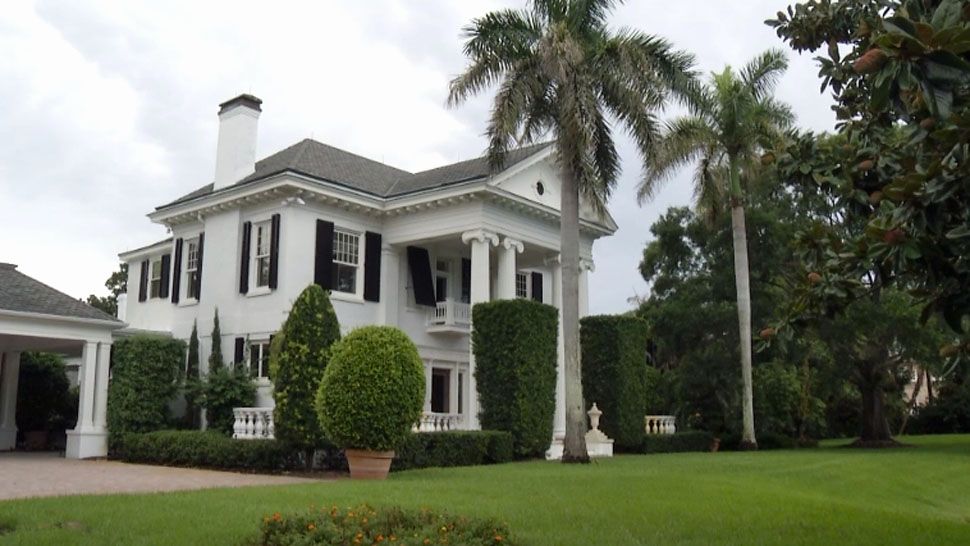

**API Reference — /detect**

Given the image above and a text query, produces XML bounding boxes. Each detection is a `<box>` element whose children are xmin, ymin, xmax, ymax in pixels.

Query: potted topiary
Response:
<box><xmin>315</xmin><ymin>326</ymin><xmax>425</xmax><ymax>479</ymax></box>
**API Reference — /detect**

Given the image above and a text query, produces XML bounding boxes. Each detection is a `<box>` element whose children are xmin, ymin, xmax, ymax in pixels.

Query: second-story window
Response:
<box><xmin>515</xmin><ymin>272</ymin><xmax>528</xmax><ymax>299</ymax></box>
<box><xmin>435</xmin><ymin>259</ymin><xmax>450</xmax><ymax>302</ymax></box>
<box><xmin>185</xmin><ymin>239</ymin><xmax>199</xmax><ymax>300</ymax></box>
<box><xmin>149</xmin><ymin>258</ymin><xmax>163</xmax><ymax>298</ymax></box>
<box><xmin>249</xmin><ymin>341</ymin><xmax>271</xmax><ymax>379</ymax></box>
<box><xmin>254</xmin><ymin>221</ymin><xmax>272</xmax><ymax>288</ymax></box>
<box><xmin>332</xmin><ymin>229</ymin><xmax>360</xmax><ymax>294</ymax></box>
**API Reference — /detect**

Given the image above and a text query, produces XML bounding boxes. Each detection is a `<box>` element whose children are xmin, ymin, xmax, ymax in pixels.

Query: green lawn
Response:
<box><xmin>2</xmin><ymin>435</ymin><xmax>969</xmax><ymax>545</ymax></box>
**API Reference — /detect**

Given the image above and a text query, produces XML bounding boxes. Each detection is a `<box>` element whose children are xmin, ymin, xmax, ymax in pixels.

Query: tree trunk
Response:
<box><xmin>560</xmin><ymin>166</ymin><xmax>589</xmax><ymax>464</ymax></box>
<box><xmin>857</xmin><ymin>380</ymin><xmax>894</xmax><ymax>444</ymax></box>
<box><xmin>730</xmin><ymin>203</ymin><xmax>757</xmax><ymax>450</ymax></box>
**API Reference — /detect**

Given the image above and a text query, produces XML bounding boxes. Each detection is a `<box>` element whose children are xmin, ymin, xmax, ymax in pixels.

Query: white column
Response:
<box><xmin>545</xmin><ymin>255</ymin><xmax>566</xmax><ymax>459</ymax></box>
<box><xmin>377</xmin><ymin>243</ymin><xmax>400</xmax><ymax>325</ymax></box>
<box><xmin>93</xmin><ymin>342</ymin><xmax>112</xmax><ymax>431</ymax></box>
<box><xmin>461</xmin><ymin>229</ymin><xmax>498</xmax><ymax>430</ymax></box>
<box><xmin>0</xmin><ymin>352</ymin><xmax>22</xmax><ymax>450</ymax></box>
<box><xmin>579</xmin><ymin>258</ymin><xmax>595</xmax><ymax>318</ymax></box>
<box><xmin>496</xmin><ymin>237</ymin><xmax>524</xmax><ymax>300</ymax></box>
<box><xmin>67</xmin><ymin>340</ymin><xmax>108</xmax><ymax>459</ymax></box>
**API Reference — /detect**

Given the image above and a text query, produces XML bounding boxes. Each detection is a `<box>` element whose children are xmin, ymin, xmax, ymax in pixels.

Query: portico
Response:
<box><xmin>0</xmin><ymin>263</ymin><xmax>124</xmax><ymax>458</ymax></box>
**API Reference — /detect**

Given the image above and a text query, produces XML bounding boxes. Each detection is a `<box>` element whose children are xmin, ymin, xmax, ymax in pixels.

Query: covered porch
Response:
<box><xmin>0</xmin><ymin>263</ymin><xmax>124</xmax><ymax>459</ymax></box>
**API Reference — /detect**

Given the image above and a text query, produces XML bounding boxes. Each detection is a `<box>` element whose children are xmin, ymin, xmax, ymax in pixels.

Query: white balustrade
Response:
<box><xmin>427</xmin><ymin>300</ymin><xmax>471</xmax><ymax>331</ymax></box>
<box><xmin>413</xmin><ymin>411</ymin><xmax>463</xmax><ymax>432</ymax></box>
<box><xmin>233</xmin><ymin>407</ymin><xmax>275</xmax><ymax>440</ymax></box>
<box><xmin>644</xmin><ymin>415</ymin><xmax>677</xmax><ymax>435</ymax></box>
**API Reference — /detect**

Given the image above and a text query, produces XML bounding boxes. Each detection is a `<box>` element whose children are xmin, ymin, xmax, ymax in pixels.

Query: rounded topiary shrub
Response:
<box><xmin>315</xmin><ymin>326</ymin><xmax>425</xmax><ymax>452</ymax></box>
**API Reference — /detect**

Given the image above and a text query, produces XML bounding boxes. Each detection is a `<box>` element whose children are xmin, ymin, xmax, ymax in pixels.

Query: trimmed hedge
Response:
<box><xmin>640</xmin><ymin>431</ymin><xmax>714</xmax><ymax>454</ymax></box>
<box><xmin>472</xmin><ymin>299</ymin><xmax>558</xmax><ymax>458</ymax></box>
<box><xmin>580</xmin><ymin>315</ymin><xmax>650</xmax><ymax>450</ymax></box>
<box><xmin>107</xmin><ymin>336</ymin><xmax>185</xmax><ymax>434</ymax></box>
<box><xmin>392</xmin><ymin>431</ymin><xmax>515</xmax><ymax>471</ymax></box>
<box><xmin>111</xmin><ymin>430</ymin><xmax>299</xmax><ymax>471</ymax></box>
<box><xmin>317</xmin><ymin>326</ymin><xmax>425</xmax><ymax>452</ymax></box>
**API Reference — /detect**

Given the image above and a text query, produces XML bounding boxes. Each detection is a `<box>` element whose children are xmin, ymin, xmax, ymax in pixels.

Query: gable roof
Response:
<box><xmin>0</xmin><ymin>263</ymin><xmax>122</xmax><ymax>323</ymax></box>
<box><xmin>158</xmin><ymin>140</ymin><xmax>553</xmax><ymax>210</ymax></box>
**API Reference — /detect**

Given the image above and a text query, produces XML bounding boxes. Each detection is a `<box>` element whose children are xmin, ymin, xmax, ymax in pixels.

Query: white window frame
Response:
<box><xmin>249</xmin><ymin>339</ymin><xmax>272</xmax><ymax>380</ymax></box>
<box><xmin>515</xmin><ymin>271</ymin><xmax>529</xmax><ymax>299</ymax></box>
<box><xmin>183</xmin><ymin>237</ymin><xmax>200</xmax><ymax>302</ymax></box>
<box><xmin>149</xmin><ymin>258</ymin><xmax>163</xmax><ymax>299</ymax></box>
<box><xmin>331</xmin><ymin>228</ymin><xmax>362</xmax><ymax>298</ymax></box>
<box><xmin>251</xmin><ymin>220</ymin><xmax>273</xmax><ymax>290</ymax></box>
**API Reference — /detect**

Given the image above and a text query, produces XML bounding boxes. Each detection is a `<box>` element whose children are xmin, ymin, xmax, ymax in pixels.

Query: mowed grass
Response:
<box><xmin>1</xmin><ymin>435</ymin><xmax>969</xmax><ymax>545</ymax></box>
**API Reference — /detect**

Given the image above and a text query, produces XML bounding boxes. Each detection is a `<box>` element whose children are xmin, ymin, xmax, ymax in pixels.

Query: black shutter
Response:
<box><xmin>314</xmin><ymin>220</ymin><xmax>335</xmax><ymax>289</ymax></box>
<box><xmin>531</xmin><ymin>271</ymin><xmax>544</xmax><ymax>303</ymax></box>
<box><xmin>159</xmin><ymin>254</ymin><xmax>171</xmax><ymax>299</ymax></box>
<box><xmin>138</xmin><ymin>259</ymin><xmax>148</xmax><ymax>302</ymax></box>
<box><xmin>461</xmin><ymin>258</ymin><xmax>471</xmax><ymax>303</ymax></box>
<box><xmin>239</xmin><ymin>222</ymin><xmax>251</xmax><ymax>294</ymax></box>
<box><xmin>234</xmin><ymin>337</ymin><xmax>245</xmax><ymax>366</ymax></box>
<box><xmin>407</xmin><ymin>246</ymin><xmax>436</xmax><ymax>307</ymax></box>
<box><xmin>194</xmin><ymin>232</ymin><xmax>205</xmax><ymax>300</ymax></box>
<box><xmin>363</xmin><ymin>231</ymin><xmax>382</xmax><ymax>302</ymax></box>
<box><xmin>171</xmin><ymin>239</ymin><xmax>183</xmax><ymax>303</ymax></box>
<box><xmin>269</xmin><ymin>214</ymin><xmax>281</xmax><ymax>290</ymax></box>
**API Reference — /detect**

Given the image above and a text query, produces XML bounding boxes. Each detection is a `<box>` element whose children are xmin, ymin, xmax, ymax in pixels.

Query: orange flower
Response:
<box><xmin>307</xmin><ymin>523</ymin><xmax>316</xmax><ymax>531</ymax></box>
<box><xmin>272</xmin><ymin>513</ymin><xmax>282</xmax><ymax>522</ymax></box>
<box><xmin>494</xmin><ymin>535</ymin><xmax>504</xmax><ymax>542</ymax></box>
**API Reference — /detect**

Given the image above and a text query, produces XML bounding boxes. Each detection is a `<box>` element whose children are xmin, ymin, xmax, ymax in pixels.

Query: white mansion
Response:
<box><xmin>119</xmin><ymin>94</ymin><xmax>616</xmax><ymax>442</ymax></box>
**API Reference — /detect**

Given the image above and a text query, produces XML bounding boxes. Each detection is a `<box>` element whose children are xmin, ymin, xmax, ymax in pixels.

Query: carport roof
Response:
<box><xmin>0</xmin><ymin>263</ymin><xmax>121</xmax><ymax>323</ymax></box>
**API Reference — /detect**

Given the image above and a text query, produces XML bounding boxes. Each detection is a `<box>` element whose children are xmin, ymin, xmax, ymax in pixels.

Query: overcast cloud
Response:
<box><xmin>0</xmin><ymin>0</ymin><xmax>836</xmax><ymax>315</ymax></box>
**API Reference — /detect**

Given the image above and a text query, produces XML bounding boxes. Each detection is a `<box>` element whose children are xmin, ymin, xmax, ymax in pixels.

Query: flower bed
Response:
<box><xmin>253</xmin><ymin>504</ymin><xmax>515</xmax><ymax>545</ymax></box>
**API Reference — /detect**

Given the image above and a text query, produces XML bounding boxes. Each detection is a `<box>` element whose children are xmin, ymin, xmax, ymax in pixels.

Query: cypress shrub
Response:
<box><xmin>184</xmin><ymin>321</ymin><xmax>201</xmax><ymax>428</ymax></box>
<box><xmin>580</xmin><ymin>315</ymin><xmax>650</xmax><ymax>450</ymax></box>
<box><xmin>472</xmin><ymin>299</ymin><xmax>558</xmax><ymax>458</ymax></box>
<box><xmin>316</xmin><ymin>326</ymin><xmax>425</xmax><ymax>452</ymax></box>
<box><xmin>107</xmin><ymin>336</ymin><xmax>185</xmax><ymax>434</ymax></box>
<box><xmin>271</xmin><ymin>285</ymin><xmax>340</xmax><ymax>462</ymax></box>
<box><xmin>208</xmin><ymin>308</ymin><xmax>224</xmax><ymax>372</ymax></box>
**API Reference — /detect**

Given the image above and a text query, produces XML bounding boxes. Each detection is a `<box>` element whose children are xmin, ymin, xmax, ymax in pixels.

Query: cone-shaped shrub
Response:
<box><xmin>271</xmin><ymin>285</ymin><xmax>340</xmax><ymax>457</ymax></box>
<box><xmin>316</xmin><ymin>326</ymin><xmax>425</xmax><ymax>452</ymax></box>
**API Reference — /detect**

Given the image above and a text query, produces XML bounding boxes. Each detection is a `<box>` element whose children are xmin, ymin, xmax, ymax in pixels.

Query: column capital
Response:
<box><xmin>500</xmin><ymin>237</ymin><xmax>524</xmax><ymax>253</ymax></box>
<box><xmin>461</xmin><ymin>229</ymin><xmax>499</xmax><ymax>247</ymax></box>
<box><xmin>544</xmin><ymin>254</ymin><xmax>561</xmax><ymax>267</ymax></box>
<box><xmin>580</xmin><ymin>258</ymin><xmax>596</xmax><ymax>272</ymax></box>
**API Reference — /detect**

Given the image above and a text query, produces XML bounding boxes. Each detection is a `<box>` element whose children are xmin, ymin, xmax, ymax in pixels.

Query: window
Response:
<box><xmin>332</xmin><ymin>229</ymin><xmax>360</xmax><ymax>294</ymax></box>
<box><xmin>430</xmin><ymin>368</ymin><xmax>451</xmax><ymax>413</ymax></box>
<box><xmin>149</xmin><ymin>258</ymin><xmax>163</xmax><ymax>298</ymax></box>
<box><xmin>249</xmin><ymin>341</ymin><xmax>271</xmax><ymax>379</ymax></box>
<box><xmin>515</xmin><ymin>272</ymin><xmax>528</xmax><ymax>299</ymax></box>
<box><xmin>435</xmin><ymin>259</ymin><xmax>450</xmax><ymax>302</ymax></box>
<box><xmin>253</xmin><ymin>221</ymin><xmax>272</xmax><ymax>288</ymax></box>
<box><xmin>185</xmin><ymin>239</ymin><xmax>199</xmax><ymax>300</ymax></box>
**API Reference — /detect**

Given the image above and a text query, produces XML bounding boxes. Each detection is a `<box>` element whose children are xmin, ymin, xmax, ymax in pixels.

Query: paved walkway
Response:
<box><xmin>0</xmin><ymin>452</ymin><xmax>318</xmax><ymax>501</ymax></box>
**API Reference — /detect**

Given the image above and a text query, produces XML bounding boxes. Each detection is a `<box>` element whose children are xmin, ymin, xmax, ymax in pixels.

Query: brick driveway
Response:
<box><xmin>0</xmin><ymin>452</ymin><xmax>317</xmax><ymax>501</ymax></box>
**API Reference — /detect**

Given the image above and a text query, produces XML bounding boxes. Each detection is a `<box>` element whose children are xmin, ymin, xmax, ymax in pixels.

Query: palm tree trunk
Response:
<box><xmin>730</xmin><ymin>196</ymin><xmax>757</xmax><ymax>450</ymax></box>
<box><xmin>560</xmin><ymin>166</ymin><xmax>589</xmax><ymax>463</ymax></box>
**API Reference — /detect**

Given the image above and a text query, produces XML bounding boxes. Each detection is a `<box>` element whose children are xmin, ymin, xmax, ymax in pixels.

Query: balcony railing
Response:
<box><xmin>233</xmin><ymin>407</ymin><xmax>275</xmax><ymax>439</ymax></box>
<box><xmin>414</xmin><ymin>411</ymin><xmax>464</xmax><ymax>432</ymax></box>
<box><xmin>644</xmin><ymin>415</ymin><xmax>676</xmax><ymax>435</ymax></box>
<box><xmin>427</xmin><ymin>299</ymin><xmax>471</xmax><ymax>334</ymax></box>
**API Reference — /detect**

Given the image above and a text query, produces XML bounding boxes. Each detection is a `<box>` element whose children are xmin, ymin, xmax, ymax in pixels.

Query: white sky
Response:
<box><xmin>0</xmin><ymin>0</ymin><xmax>835</xmax><ymax>315</ymax></box>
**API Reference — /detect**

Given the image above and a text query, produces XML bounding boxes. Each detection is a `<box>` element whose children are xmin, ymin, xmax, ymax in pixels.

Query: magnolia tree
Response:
<box><xmin>271</xmin><ymin>284</ymin><xmax>341</xmax><ymax>468</ymax></box>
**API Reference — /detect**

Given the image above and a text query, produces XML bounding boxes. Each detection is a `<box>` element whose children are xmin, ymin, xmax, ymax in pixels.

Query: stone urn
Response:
<box><xmin>344</xmin><ymin>449</ymin><xmax>395</xmax><ymax>480</ymax></box>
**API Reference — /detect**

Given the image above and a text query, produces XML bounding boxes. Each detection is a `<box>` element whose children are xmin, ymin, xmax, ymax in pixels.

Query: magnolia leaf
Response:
<box><xmin>945</xmin><ymin>225</ymin><xmax>970</xmax><ymax>239</ymax></box>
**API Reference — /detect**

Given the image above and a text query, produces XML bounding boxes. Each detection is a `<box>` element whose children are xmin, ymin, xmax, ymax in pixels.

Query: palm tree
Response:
<box><xmin>637</xmin><ymin>49</ymin><xmax>794</xmax><ymax>449</ymax></box>
<box><xmin>449</xmin><ymin>0</ymin><xmax>696</xmax><ymax>462</ymax></box>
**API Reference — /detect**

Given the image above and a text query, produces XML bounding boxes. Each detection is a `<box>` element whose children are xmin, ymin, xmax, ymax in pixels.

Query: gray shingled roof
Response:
<box><xmin>159</xmin><ymin>140</ymin><xmax>552</xmax><ymax>210</ymax></box>
<box><xmin>0</xmin><ymin>263</ymin><xmax>121</xmax><ymax>323</ymax></box>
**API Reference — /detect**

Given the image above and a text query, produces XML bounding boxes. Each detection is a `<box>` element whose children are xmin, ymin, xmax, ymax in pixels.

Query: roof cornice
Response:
<box><xmin>0</xmin><ymin>308</ymin><xmax>125</xmax><ymax>329</ymax></box>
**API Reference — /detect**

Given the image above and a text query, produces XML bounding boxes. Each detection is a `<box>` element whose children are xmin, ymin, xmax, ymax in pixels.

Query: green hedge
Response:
<box><xmin>392</xmin><ymin>431</ymin><xmax>515</xmax><ymax>471</ymax></box>
<box><xmin>472</xmin><ymin>299</ymin><xmax>558</xmax><ymax>458</ymax></box>
<box><xmin>111</xmin><ymin>430</ymin><xmax>299</xmax><ymax>471</ymax></box>
<box><xmin>639</xmin><ymin>431</ymin><xmax>714</xmax><ymax>454</ymax></box>
<box><xmin>580</xmin><ymin>315</ymin><xmax>650</xmax><ymax>450</ymax></box>
<box><xmin>107</xmin><ymin>336</ymin><xmax>185</xmax><ymax>434</ymax></box>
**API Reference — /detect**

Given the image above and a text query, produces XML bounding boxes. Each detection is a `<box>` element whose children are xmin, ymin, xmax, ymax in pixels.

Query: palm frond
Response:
<box><xmin>739</xmin><ymin>48</ymin><xmax>788</xmax><ymax>101</ymax></box>
<box><xmin>638</xmin><ymin>116</ymin><xmax>714</xmax><ymax>204</ymax></box>
<box><xmin>598</xmin><ymin>29</ymin><xmax>699</xmax><ymax>108</ymax></box>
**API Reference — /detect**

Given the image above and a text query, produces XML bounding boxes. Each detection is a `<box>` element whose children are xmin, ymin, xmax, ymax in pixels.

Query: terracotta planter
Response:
<box><xmin>345</xmin><ymin>449</ymin><xmax>395</xmax><ymax>480</ymax></box>
<box><xmin>24</xmin><ymin>430</ymin><xmax>49</xmax><ymax>451</ymax></box>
